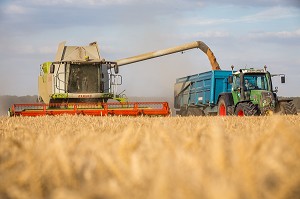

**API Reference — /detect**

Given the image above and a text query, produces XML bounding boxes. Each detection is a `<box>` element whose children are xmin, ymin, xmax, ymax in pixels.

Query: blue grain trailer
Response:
<box><xmin>174</xmin><ymin>70</ymin><xmax>233</xmax><ymax>116</ymax></box>
<box><xmin>175</xmin><ymin>68</ymin><xmax>297</xmax><ymax>116</ymax></box>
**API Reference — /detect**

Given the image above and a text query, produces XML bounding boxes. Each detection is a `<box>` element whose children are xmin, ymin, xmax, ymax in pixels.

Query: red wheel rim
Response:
<box><xmin>237</xmin><ymin>110</ymin><xmax>244</xmax><ymax>116</ymax></box>
<box><xmin>219</xmin><ymin>104</ymin><xmax>226</xmax><ymax>116</ymax></box>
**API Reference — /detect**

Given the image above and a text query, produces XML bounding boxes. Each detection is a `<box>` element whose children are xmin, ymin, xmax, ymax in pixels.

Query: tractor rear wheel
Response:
<box><xmin>218</xmin><ymin>97</ymin><xmax>229</xmax><ymax>116</ymax></box>
<box><xmin>235</xmin><ymin>102</ymin><xmax>258</xmax><ymax>116</ymax></box>
<box><xmin>279</xmin><ymin>101</ymin><xmax>298</xmax><ymax>115</ymax></box>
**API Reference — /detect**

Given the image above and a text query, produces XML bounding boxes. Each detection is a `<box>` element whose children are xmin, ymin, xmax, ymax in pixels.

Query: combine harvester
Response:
<box><xmin>9</xmin><ymin>41</ymin><xmax>218</xmax><ymax>116</ymax></box>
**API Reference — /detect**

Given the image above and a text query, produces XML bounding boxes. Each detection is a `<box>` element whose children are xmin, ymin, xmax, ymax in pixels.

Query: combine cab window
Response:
<box><xmin>68</xmin><ymin>64</ymin><xmax>102</xmax><ymax>93</ymax></box>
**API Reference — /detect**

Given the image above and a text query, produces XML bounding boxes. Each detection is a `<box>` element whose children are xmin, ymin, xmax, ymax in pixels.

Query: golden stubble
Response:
<box><xmin>0</xmin><ymin>115</ymin><xmax>300</xmax><ymax>199</ymax></box>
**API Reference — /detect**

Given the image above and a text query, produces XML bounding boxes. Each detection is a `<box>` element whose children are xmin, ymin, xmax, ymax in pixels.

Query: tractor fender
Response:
<box><xmin>217</xmin><ymin>93</ymin><xmax>234</xmax><ymax>106</ymax></box>
<box><xmin>216</xmin><ymin>93</ymin><xmax>234</xmax><ymax>115</ymax></box>
<box><xmin>278</xmin><ymin>98</ymin><xmax>294</xmax><ymax>103</ymax></box>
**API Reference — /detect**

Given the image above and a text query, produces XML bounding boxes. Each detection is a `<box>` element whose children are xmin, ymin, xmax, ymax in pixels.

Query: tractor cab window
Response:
<box><xmin>233</xmin><ymin>75</ymin><xmax>240</xmax><ymax>91</ymax></box>
<box><xmin>244</xmin><ymin>74</ymin><xmax>269</xmax><ymax>91</ymax></box>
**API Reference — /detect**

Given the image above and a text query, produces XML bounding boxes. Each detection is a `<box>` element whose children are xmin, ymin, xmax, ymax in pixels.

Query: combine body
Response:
<box><xmin>175</xmin><ymin>67</ymin><xmax>297</xmax><ymax>116</ymax></box>
<box><xmin>38</xmin><ymin>42</ymin><xmax>120</xmax><ymax>104</ymax></box>
<box><xmin>10</xmin><ymin>41</ymin><xmax>171</xmax><ymax>117</ymax></box>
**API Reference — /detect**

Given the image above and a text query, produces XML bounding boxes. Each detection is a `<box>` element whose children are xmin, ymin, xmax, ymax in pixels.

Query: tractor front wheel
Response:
<box><xmin>235</xmin><ymin>102</ymin><xmax>258</xmax><ymax>116</ymax></box>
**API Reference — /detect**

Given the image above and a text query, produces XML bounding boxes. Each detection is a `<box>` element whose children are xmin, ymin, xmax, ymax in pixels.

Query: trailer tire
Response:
<box><xmin>279</xmin><ymin>101</ymin><xmax>298</xmax><ymax>115</ymax></box>
<box><xmin>235</xmin><ymin>102</ymin><xmax>258</xmax><ymax>116</ymax></box>
<box><xmin>177</xmin><ymin>107</ymin><xmax>187</xmax><ymax>116</ymax></box>
<box><xmin>218</xmin><ymin>97</ymin><xmax>229</xmax><ymax>116</ymax></box>
<box><xmin>186</xmin><ymin>107</ymin><xmax>204</xmax><ymax>116</ymax></box>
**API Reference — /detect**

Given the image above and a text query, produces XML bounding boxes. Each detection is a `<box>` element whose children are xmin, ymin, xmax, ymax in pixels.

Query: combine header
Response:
<box><xmin>9</xmin><ymin>102</ymin><xmax>170</xmax><ymax>117</ymax></box>
<box><xmin>10</xmin><ymin>40</ymin><xmax>218</xmax><ymax>116</ymax></box>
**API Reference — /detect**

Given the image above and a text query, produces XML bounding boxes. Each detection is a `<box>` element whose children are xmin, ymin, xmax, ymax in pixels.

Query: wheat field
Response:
<box><xmin>0</xmin><ymin>115</ymin><xmax>300</xmax><ymax>199</ymax></box>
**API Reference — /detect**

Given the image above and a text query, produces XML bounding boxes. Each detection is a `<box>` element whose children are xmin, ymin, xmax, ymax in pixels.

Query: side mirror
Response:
<box><xmin>50</xmin><ymin>64</ymin><xmax>55</xmax><ymax>73</ymax></box>
<box><xmin>114</xmin><ymin>64</ymin><xmax>119</xmax><ymax>74</ymax></box>
<box><xmin>228</xmin><ymin>76</ymin><xmax>233</xmax><ymax>84</ymax></box>
<box><xmin>274</xmin><ymin>86</ymin><xmax>278</xmax><ymax>93</ymax></box>
<box><xmin>281</xmin><ymin>76</ymin><xmax>285</xmax><ymax>83</ymax></box>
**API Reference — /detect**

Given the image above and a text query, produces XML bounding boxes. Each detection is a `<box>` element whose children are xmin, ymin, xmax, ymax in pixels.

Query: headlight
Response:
<box><xmin>263</xmin><ymin>99</ymin><xmax>267</xmax><ymax>104</ymax></box>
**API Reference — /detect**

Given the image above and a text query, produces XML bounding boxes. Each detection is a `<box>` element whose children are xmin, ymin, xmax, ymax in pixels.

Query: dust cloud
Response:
<box><xmin>0</xmin><ymin>95</ymin><xmax>37</xmax><ymax>115</ymax></box>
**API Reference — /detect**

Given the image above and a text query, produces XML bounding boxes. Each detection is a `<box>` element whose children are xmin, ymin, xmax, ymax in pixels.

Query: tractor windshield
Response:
<box><xmin>244</xmin><ymin>73</ymin><xmax>270</xmax><ymax>91</ymax></box>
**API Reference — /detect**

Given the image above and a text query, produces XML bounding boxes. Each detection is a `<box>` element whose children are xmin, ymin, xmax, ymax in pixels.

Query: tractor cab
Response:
<box><xmin>230</xmin><ymin>68</ymin><xmax>277</xmax><ymax>115</ymax></box>
<box><xmin>232</xmin><ymin>69</ymin><xmax>272</xmax><ymax>99</ymax></box>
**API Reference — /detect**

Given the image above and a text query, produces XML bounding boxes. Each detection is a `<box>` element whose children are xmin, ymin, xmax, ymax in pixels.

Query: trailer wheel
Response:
<box><xmin>279</xmin><ymin>101</ymin><xmax>298</xmax><ymax>115</ymax></box>
<box><xmin>218</xmin><ymin>97</ymin><xmax>228</xmax><ymax>116</ymax></box>
<box><xmin>186</xmin><ymin>107</ymin><xmax>204</xmax><ymax>116</ymax></box>
<box><xmin>235</xmin><ymin>102</ymin><xmax>258</xmax><ymax>116</ymax></box>
<box><xmin>177</xmin><ymin>107</ymin><xmax>187</xmax><ymax>116</ymax></box>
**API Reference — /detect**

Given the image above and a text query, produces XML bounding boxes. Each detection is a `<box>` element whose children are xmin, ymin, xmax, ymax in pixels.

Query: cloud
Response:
<box><xmin>178</xmin><ymin>6</ymin><xmax>299</xmax><ymax>26</ymax></box>
<box><xmin>8</xmin><ymin>0</ymin><xmax>168</xmax><ymax>7</ymax></box>
<box><xmin>10</xmin><ymin>0</ymin><xmax>135</xmax><ymax>6</ymax></box>
<box><xmin>241</xmin><ymin>6</ymin><xmax>299</xmax><ymax>22</ymax></box>
<box><xmin>0</xmin><ymin>44</ymin><xmax>55</xmax><ymax>55</ymax></box>
<box><xmin>3</xmin><ymin>4</ymin><xmax>28</xmax><ymax>14</ymax></box>
<box><xmin>206</xmin><ymin>0</ymin><xmax>300</xmax><ymax>8</ymax></box>
<box><xmin>44</xmin><ymin>0</ymin><xmax>300</xmax><ymax>8</ymax></box>
<box><xmin>3</xmin><ymin>0</ymin><xmax>300</xmax><ymax>11</ymax></box>
<box><xmin>248</xmin><ymin>29</ymin><xmax>300</xmax><ymax>39</ymax></box>
<box><xmin>181</xmin><ymin>31</ymin><xmax>230</xmax><ymax>40</ymax></box>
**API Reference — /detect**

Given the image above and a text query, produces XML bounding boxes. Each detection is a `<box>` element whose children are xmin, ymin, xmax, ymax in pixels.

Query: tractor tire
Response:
<box><xmin>235</xmin><ymin>102</ymin><xmax>258</xmax><ymax>116</ymax></box>
<box><xmin>218</xmin><ymin>97</ymin><xmax>230</xmax><ymax>116</ymax></box>
<box><xmin>279</xmin><ymin>101</ymin><xmax>298</xmax><ymax>115</ymax></box>
<box><xmin>186</xmin><ymin>107</ymin><xmax>204</xmax><ymax>116</ymax></box>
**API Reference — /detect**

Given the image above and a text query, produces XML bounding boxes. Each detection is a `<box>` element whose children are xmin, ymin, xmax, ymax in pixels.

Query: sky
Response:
<box><xmin>0</xmin><ymin>0</ymin><xmax>300</xmax><ymax>99</ymax></box>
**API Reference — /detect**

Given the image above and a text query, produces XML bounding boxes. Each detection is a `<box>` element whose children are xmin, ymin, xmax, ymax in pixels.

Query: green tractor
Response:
<box><xmin>218</xmin><ymin>66</ymin><xmax>297</xmax><ymax>116</ymax></box>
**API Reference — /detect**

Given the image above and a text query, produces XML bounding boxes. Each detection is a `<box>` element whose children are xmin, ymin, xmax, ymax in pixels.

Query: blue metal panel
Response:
<box><xmin>175</xmin><ymin>70</ymin><xmax>233</xmax><ymax>107</ymax></box>
<box><xmin>211</xmin><ymin>70</ymin><xmax>233</xmax><ymax>104</ymax></box>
